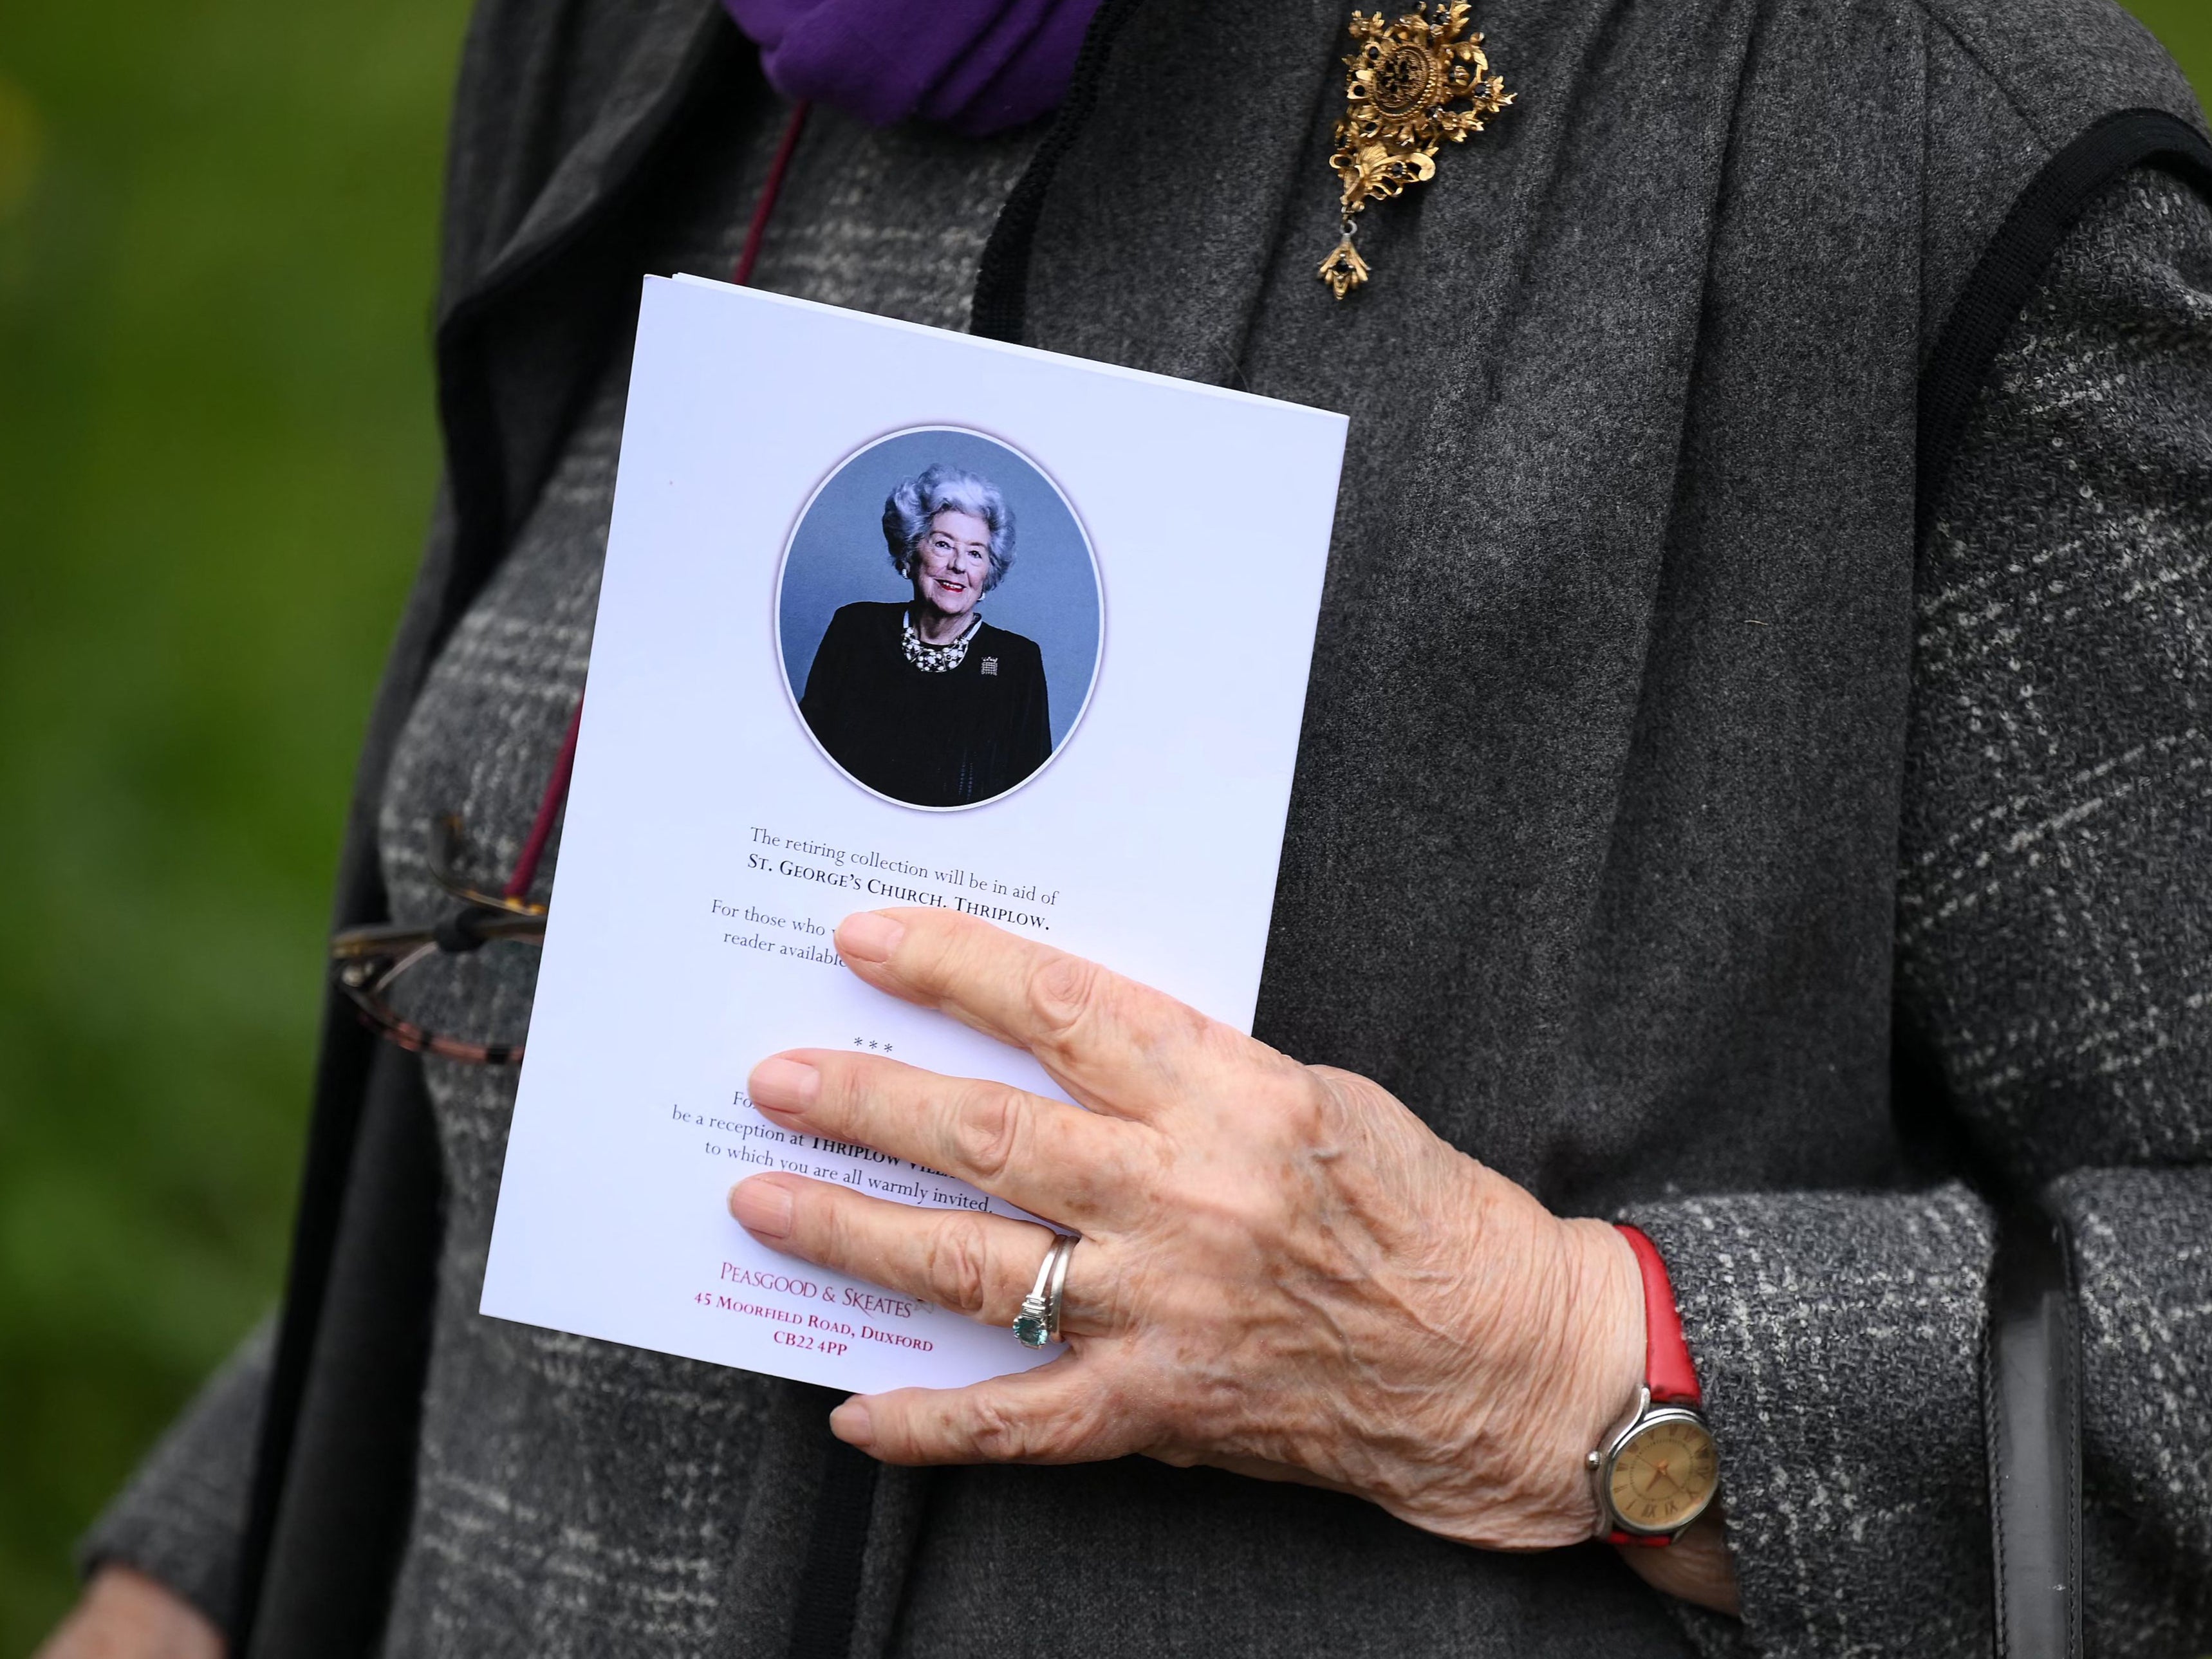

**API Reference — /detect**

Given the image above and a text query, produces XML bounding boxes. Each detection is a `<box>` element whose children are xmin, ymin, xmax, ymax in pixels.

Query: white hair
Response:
<box><xmin>882</xmin><ymin>463</ymin><xmax>1016</xmax><ymax>591</ymax></box>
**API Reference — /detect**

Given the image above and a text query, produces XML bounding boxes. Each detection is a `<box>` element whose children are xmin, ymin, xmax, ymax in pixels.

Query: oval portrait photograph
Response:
<box><xmin>775</xmin><ymin>427</ymin><xmax>1103</xmax><ymax>811</ymax></box>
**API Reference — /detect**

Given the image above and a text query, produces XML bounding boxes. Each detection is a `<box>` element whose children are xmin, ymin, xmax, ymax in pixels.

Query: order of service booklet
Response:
<box><xmin>479</xmin><ymin>274</ymin><xmax>1348</xmax><ymax>1393</ymax></box>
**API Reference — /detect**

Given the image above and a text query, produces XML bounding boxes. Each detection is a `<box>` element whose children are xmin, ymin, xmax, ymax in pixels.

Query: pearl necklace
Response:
<box><xmin>902</xmin><ymin>612</ymin><xmax>982</xmax><ymax>672</ymax></box>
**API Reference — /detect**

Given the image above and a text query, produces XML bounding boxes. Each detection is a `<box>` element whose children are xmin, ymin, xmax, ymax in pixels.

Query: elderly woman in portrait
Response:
<box><xmin>800</xmin><ymin>462</ymin><xmax>1051</xmax><ymax>808</ymax></box>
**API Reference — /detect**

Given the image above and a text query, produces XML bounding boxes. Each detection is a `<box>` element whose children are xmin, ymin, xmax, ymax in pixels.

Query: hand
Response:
<box><xmin>1622</xmin><ymin>1508</ymin><xmax>1740</xmax><ymax>1613</ymax></box>
<box><xmin>35</xmin><ymin>1566</ymin><xmax>224</xmax><ymax>1659</ymax></box>
<box><xmin>730</xmin><ymin>907</ymin><xmax>1714</xmax><ymax>1573</ymax></box>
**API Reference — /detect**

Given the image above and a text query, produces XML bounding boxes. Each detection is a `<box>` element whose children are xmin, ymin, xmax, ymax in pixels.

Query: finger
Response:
<box><xmin>748</xmin><ymin>1050</ymin><xmax>1157</xmax><ymax>1226</ymax></box>
<box><xmin>729</xmin><ymin>1173</ymin><xmax>1119</xmax><ymax>1335</ymax></box>
<box><xmin>833</xmin><ymin>1360</ymin><xmax>1137</xmax><ymax>1467</ymax></box>
<box><xmin>832</xmin><ymin>908</ymin><xmax>1232</xmax><ymax>1115</ymax></box>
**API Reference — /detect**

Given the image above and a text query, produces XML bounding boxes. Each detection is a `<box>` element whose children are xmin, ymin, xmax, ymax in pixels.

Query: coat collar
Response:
<box><xmin>976</xmin><ymin>0</ymin><xmax>1346</xmax><ymax>378</ymax></box>
<box><xmin>436</xmin><ymin>0</ymin><xmax>734</xmax><ymax>329</ymax></box>
<box><xmin>434</xmin><ymin>0</ymin><xmax>1344</xmax><ymax>387</ymax></box>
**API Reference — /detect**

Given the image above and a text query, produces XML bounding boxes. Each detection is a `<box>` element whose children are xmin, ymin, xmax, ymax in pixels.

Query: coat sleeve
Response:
<box><xmin>76</xmin><ymin>1315</ymin><xmax>274</xmax><ymax>1634</ymax></box>
<box><xmin>1626</xmin><ymin>164</ymin><xmax>2212</xmax><ymax>1657</ymax></box>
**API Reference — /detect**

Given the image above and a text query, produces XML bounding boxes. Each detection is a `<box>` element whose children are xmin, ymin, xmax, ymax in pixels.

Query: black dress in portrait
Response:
<box><xmin>799</xmin><ymin>601</ymin><xmax>1052</xmax><ymax>807</ymax></box>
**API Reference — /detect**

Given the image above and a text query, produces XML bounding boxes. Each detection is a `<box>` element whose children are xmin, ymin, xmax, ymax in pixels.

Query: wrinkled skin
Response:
<box><xmin>907</xmin><ymin>508</ymin><xmax>990</xmax><ymax>644</ymax></box>
<box><xmin>733</xmin><ymin>909</ymin><xmax>1738</xmax><ymax>1608</ymax></box>
<box><xmin>43</xmin><ymin>909</ymin><xmax>1737</xmax><ymax>1657</ymax></box>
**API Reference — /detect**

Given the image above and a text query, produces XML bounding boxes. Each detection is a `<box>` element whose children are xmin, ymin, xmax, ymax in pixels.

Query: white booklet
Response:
<box><xmin>481</xmin><ymin>275</ymin><xmax>1347</xmax><ymax>1392</ymax></box>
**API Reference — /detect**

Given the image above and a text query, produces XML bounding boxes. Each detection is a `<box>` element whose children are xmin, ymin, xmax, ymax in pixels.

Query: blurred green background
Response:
<box><xmin>0</xmin><ymin>0</ymin><xmax>470</xmax><ymax>1645</ymax></box>
<box><xmin>0</xmin><ymin>1</ymin><xmax>2206</xmax><ymax>1647</ymax></box>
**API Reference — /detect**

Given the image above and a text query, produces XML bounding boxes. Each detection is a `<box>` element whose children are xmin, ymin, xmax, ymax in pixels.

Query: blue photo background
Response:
<box><xmin>776</xmin><ymin>428</ymin><xmax>1102</xmax><ymax>750</ymax></box>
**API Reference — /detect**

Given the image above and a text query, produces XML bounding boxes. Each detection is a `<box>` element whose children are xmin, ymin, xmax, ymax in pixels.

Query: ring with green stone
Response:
<box><xmin>1014</xmin><ymin>1232</ymin><xmax>1077</xmax><ymax>1348</ymax></box>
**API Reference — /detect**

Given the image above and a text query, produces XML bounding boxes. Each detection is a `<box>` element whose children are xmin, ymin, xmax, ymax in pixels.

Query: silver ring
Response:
<box><xmin>1014</xmin><ymin>1232</ymin><xmax>1077</xmax><ymax>1348</ymax></box>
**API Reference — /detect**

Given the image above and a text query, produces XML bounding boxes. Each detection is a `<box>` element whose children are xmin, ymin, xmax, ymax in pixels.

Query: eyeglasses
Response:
<box><xmin>330</xmin><ymin>696</ymin><xmax>582</xmax><ymax>1066</ymax></box>
<box><xmin>330</xmin><ymin>812</ymin><xmax>548</xmax><ymax>1064</ymax></box>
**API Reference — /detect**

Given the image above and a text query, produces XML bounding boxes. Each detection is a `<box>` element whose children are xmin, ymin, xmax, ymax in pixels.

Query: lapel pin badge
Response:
<box><xmin>1319</xmin><ymin>2</ymin><xmax>1514</xmax><ymax>299</ymax></box>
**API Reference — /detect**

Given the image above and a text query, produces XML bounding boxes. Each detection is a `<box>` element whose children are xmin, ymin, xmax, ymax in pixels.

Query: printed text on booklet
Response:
<box><xmin>478</xmin><ymin>274</ymin><xmax>1346</xmax><ymax>1393</ymax></box>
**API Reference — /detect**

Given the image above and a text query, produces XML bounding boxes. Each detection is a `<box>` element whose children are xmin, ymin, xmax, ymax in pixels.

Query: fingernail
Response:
<box><xmin>830</xmin><ymin>1398</ymin><xmax>875</xmax><ymax>1449</ymax></box>
<box><xmin>838</xmin><ymin>911</ymin><xmax>904</xmax><ymax>964</ymax></box>
<box><xmin>729</xmin><ymin>1178</ymin><xmax>794</xmax><ymax>1239</ymax></box>
<box><xmin>748</xmin><ymin>1056</ymin><xmax>821</xmax><ymax>1116</ymax></box>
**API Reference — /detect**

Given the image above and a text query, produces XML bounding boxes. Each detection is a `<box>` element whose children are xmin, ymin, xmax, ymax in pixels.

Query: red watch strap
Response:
<box><xmin>1615</xmin><ymin>1223</ymin><xmax>1702</xmax><ymax>1407</ymax></box>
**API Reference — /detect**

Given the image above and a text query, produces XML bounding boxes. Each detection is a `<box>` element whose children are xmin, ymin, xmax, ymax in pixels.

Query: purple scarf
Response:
<box><xmin>721</xmin><ymin>0</ymin><xmax>1106</xmax><ymax>136</ymax></box>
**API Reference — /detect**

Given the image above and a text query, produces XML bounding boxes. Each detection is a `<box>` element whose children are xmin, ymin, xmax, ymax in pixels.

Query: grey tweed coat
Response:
<box><xmin>85</xmin><ymin>0</ymin><xmax>2212</xmax><ymax>1654</ymax></box>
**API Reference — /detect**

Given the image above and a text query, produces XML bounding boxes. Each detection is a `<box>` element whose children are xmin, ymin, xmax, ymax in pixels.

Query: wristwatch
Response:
<box><xmin>1588</xmin><ymin>1223</ymin><xmax>1720</xmax><ymax>1546</ymax></box>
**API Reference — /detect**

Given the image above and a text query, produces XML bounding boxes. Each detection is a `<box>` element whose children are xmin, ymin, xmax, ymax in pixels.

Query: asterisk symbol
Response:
<box><xmin>853</xmin><ymin>1037</ymin><xmax>864</xmax><ymax>1046</ymax></box>
<box><xmin>868</xmin><ymin>1039</ymin><xmax>880</xmax><ymax>1050</ymax></box>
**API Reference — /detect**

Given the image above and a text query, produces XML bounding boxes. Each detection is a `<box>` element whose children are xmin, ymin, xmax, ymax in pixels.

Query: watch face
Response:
<box><xmin>1608</xmin><ymin>1413</ymin><xmax>1718</xmax><ymax>1534</ymax></box>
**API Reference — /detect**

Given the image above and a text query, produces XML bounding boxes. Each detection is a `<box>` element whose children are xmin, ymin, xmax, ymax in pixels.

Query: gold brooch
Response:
<box><xmin>1318</xmin><ymin>3</ymin><xmax>1513</xmax><ymax>299</ymax></box>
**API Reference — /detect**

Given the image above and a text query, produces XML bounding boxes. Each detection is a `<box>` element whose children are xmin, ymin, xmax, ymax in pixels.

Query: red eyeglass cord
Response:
<box><xmin>499</xmin><ymin>98</ymin><xmax>812</xmax><ymax>904</ymax></box>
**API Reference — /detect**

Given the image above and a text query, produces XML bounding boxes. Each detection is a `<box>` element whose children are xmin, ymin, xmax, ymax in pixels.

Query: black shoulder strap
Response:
<box><xmin>1917</xmin><ymin>107</ymin><xmax>2212</xmax><ymax>545</ymax></box>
